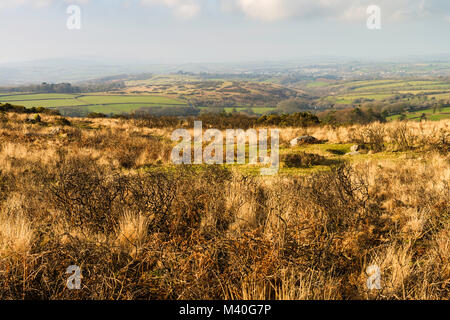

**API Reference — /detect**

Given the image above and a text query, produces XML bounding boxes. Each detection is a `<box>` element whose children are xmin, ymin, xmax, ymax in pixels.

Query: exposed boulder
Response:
<box><xmin>290</xmin><ymin>135</ymin><xmax>319</xmax><ymax>147</ymax></box>
<box><xmin>345</xmin><ymin>151</ymin><xmax>360</xmax><ymax>156</ymax></box>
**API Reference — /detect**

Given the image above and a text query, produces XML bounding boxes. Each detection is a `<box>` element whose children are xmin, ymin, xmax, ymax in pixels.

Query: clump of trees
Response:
<box><xmin>350</xmin><ymin>99</ymin><xmax>449</xmax><ymax>120</ymax></box>
<box><xmin>257</xmin><ymin>112</ymin><xmax>321</xmax><ymax>127</ymax></box>
<box><xmin>276</xmin><ymin>98</ymin><xmax>315</xmax><ymax>113</ymax></box>
<box><xmin>319</xmin><ymin>107</ymin><xmax>386</xmax><ymax>125</ymax></box>
<box><xmin>126</xmin><ymin>111</ymin><xmax>320</xmax><ymax>129</ymax></box>
<box><xmin>87</xmin><ymin>112</ymin><xmax>108</xmax><ymax>119</ymax></box>
<box><xmin>0</xmin><ymin>103</ymin><xmax>59</xmax><ymax>115</ymax></box>
<box><xmin>0</xmin><ymin>81</ymin><xmax>125</xmax><ymax>94</ymax></box>
<box><xmin>0</xmin><ymin>83</ymin><xmax>80</xmax><ymax>94</ymax></box>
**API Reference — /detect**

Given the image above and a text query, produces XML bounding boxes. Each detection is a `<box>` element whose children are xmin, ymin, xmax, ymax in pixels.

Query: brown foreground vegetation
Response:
<box><xmin>0</xmin><ymin>113</ymin><xmax>448</xmax><ymax>299</ymax></box>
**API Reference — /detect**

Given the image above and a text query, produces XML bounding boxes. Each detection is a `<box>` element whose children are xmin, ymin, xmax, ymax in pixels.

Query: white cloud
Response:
<box><xmin>224</xmin><ymin>0</ymin><xmax>435</xmax><ymax>22</ymax></box>
<box><xmin>0</xmin><ymin>0</ymin><xmax>89</xmax><ymax>9</ymax></box>
<box><xmin>140</xmin><ymin>0</ymin><xmax>202</xmax><ymax>19</ymax></box>
<box><xmin>0</xmin><ymin>0</ymin><xmax>51</xmax><ymax>9</ymax></box>
<box><xmin>0</xmin><ymin>0</ymin><xmax>444</xmax><ymax>22</ymax></box>
<box><xmin>231</xmin><ymin>0</ymin><xmax>287</xmax><ymax>21</ymax></box>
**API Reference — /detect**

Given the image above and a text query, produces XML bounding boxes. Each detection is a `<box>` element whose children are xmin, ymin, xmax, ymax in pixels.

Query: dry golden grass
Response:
<box><xmin>279</xmin><ymin>120</ymin><xmax>449</xmax><ymax>145</ymax></box>
<box><xmin>0</xmin><ymin>113</ymin><xmax>448</xmax><ymax>300</ymax></box>
<box><xmin>116</xmin><ymin>211</ymin><xmax>149</xmax><ymax>258</ymax></box>
<box><xmin>0</xmin><ymin>211</ymin><xmax>33</xmax><ymax>257</ymax></box>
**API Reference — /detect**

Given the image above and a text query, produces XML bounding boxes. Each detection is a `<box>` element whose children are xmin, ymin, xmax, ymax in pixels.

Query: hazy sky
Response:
<box><xmin>0</xmin><ymin>0</ymin><xmax>449</xmax><ymax>64</ymax></box>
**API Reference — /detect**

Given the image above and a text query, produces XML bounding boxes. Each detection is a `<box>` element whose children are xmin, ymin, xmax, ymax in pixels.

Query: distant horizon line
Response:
<box><xmin>2</xmin><ymin>53</ymin><xmax>450</xmax><ymax>67</ymax></box>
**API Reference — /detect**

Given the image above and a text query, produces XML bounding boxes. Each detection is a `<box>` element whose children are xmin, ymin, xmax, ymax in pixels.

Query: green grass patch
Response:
<box><xmin>387</xmin><ymin>106</ymin><xmax>450</xmax><ymax>121</ymax></box>
<box><xmin>0</xmin><ymin>93</ymin><xmax>79</xmax><ymax>101</ymax></box>
<box><xmin>76</xmin><ymin>94</ymin><xmax>185</xmax><ymax>105</ymax></box>
<box><xmin>64</xmin><ymin>104</ymin><xmax>179</xmax><ymax>115</ymax></box>
<box><xmin>306</xmin><ymin>81</ymin><xmax>329</xmax><ymax>88</ymax></box>
<box><xmin>0</xmin><ymin>93</ymin><xmax>187</xmax><ymax>114</ymax></box>
<box><xmin>5</xmin><ymin>99</ymin><xmax>84</xmax><ymax>108</ymax></box>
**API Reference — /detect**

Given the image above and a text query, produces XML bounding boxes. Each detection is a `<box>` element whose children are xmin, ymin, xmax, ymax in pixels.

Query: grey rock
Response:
<box><xmin>290</xmin><ymin>135</ymin><xmax>318</xmax><ymax>147</ymax></box>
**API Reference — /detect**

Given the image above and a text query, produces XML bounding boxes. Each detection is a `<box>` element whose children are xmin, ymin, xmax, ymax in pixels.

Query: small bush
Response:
<box><xmin>282</xmin><ymin>152</ymin><xmax>325</xmax><ymax>168</ymax></box>
<box><xmin>351</xmin><ymin>124</ymin><xmax>385</xmax><ymax>153</ymax></box>
<box><xmin>114</xmin><ymin>142</ymin><xmax>145</xmax><ymax>169</ymax></box>
<box><xmin>56</xmin><ymin>117</ymin><xmax>71</xmax><ymax>126</ymax></box>
<box><xmin>46</xmin><ymin>156</ymin><xmax>127</xmax><ymax>233</ymax></box>
<box><xmin>87</xmin><ymin>112</ymin><xmax>107</xmax><ymax>119</ymax></box>
<box><xmin>0</xmin><ymin>112</ymin><xmax>7</xmax><ymax>124</ymax></box>
<box><xmin>388</xmin><ymin>123</ymin><xmax>417</xmax><ymax>151</ymax></box>
<box><xmin>426</xmin><ymin>128</ymin><xmax>449</xmax><ymax>154</ymax></box>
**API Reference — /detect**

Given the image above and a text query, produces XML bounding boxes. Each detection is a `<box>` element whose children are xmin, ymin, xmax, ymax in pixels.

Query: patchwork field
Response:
<box><xmin>387</xmin><ymin>106</ymin><xmax>450</xmax><ymax>121</ymax></box>
<box><xmin>0</xmin><ymin>76</ymin><xmax>288</xmax><ymax>115</ymax></box>
<box><xmin>2</xmin><ymin>77</ymin><xmax>450</xmax><ymax>118</ymax></box>
<box><xmin>314</xmin><ymin>79</ymin><xmax>450</xmax><ymax>105</ymax></box>
<box><xmin>123</xmin><ymin>74</ymin><xmax>298</xmax><ymax>109</ymax></box>
<box><xmin>0</xmin><ymin>93</ymin><xmax>187</xmax><ymax>115</ymax></box>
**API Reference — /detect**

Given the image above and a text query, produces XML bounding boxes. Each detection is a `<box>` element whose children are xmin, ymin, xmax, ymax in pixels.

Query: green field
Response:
<box><xmin>0</xmin><ymin>93</ymin><xmax>187</xmax><ymax>115</ymax></box>
<box><xmin>60</xmin><ymin>104</ymin><xmax>189</xmax><ymax>115</ymax></box>
<box><xmin>306</xmin><ymin>81</ymin><xmax>329</xmax><ymax>88</ymax></box>
<box><xmin>0</xmin><ymin>92</ymin><xmax>278</xmax><ymax>116</ymax></box>
<box><xmin>323</xmin><ymin>79</ymin><xmax>450</xmax><ymax>105</ymax></box>
<box><xmin>387</xmin><ymin>106</ymin><xmax>450</xmax><ymax>121</ymax></box>
<box><xmin>0</xmin><ymin>93</ymin><xmax>79</xmax><ymax>100</ymax></box>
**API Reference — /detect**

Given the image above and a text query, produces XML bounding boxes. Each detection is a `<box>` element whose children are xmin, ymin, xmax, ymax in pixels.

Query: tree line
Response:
<box><xmin>0</xmin><ymin>82</ymin><xmax>125</xmax><ymax>94</ymax></box>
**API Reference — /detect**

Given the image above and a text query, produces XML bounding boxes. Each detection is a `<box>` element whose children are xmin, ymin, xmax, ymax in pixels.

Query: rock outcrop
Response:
<box><xmin>290</xmin><ymin>136</ymin><xmax>319</xmax><ymax>147</ymax></box>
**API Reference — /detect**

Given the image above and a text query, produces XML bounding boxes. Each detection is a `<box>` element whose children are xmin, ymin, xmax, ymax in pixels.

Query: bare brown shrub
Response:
<box><xmin>388</xmin><ymin>122</ymin><xmax>418</xmax><ymax>151</ymax></box>
<box><xmin>282</xmin><ymin>152</ymin><xmax>326</xmax><ymax>168</ymax></box>
<box><xmin>350</xmin><ymin>123</ymin><xmax>386</xmax><ymax>152</ymax></box>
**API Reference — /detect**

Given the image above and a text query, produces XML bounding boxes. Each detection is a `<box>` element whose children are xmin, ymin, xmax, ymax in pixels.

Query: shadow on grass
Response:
<box><xmin>326</xmin><ymin>148</ymin><xmax>347</xmax><ymax>155</ymax></box>
<box><xmin>321</xmin><ymin>158</ymin><xmax>346</xmax><ymax>166</ymax></box>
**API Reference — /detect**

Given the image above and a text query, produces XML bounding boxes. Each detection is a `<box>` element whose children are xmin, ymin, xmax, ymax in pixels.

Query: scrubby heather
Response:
<box><xmin>0</xmin><ymin>113</ymin><xmax>448</xmax><ymax>300</ymax></box>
